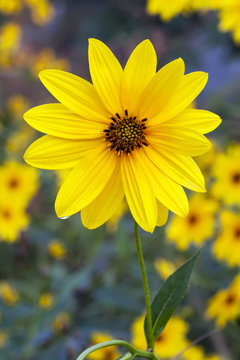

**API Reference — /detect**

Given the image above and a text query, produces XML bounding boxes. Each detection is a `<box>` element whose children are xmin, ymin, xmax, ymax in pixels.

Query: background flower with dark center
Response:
<box><xmin>24</xmin><ymin>39</ymin><xmax>221</xmax><ymax>232</ymax></box>
<box><xmin>211</xmin><ymin>144</ymin><xmax>240</xmax><ymax>205</ymax></box>
<box><xmin>212</xmin><ymin>210</ymin><xmax>240</xmax><ymax>267</ymax></box>
<box><xmin>166</xmin><ymin>194</ymin><xmax>218</xmax><ymax>250</ymax></box>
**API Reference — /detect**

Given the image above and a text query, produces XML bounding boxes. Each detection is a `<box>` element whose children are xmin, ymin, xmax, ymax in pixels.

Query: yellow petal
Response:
<box><xmin>137</xmin><ymin>150</ymin><xmax>189</xmax><ymax>216</ymax></box>
<box><xmin>164</xmin><ymin>109</ymin><xmax>222</xmax><ymax>134</ymax></box>
<box><xmin>24</xmin><ymin>135</ymin><xmax>102</xmax><ymax>169</ymax></box>
<box><xmin>81</xmin><ymin>162</ymin><xmax>124</xmax><ymax>229</ymax></box>
<box><xmin>24</xmin><ymin>103</ymin><xmax>105</xmax><ymax>139</ymax></box>
<box><xmin>121</xmin><ymin>40</ymin><xmax>157</xmax><ymax>116</ymax></box>
<box><xmin>150</xmin><ymin>71</ymin><xmax>208</xmax><ymax>125</ymax></box>
<box><xmin>145</xmin><ymin>145</ymin><xmax>206</xmax><ymax>192</ymax></box>
<box><xmin>88</xmin><ymin>38</ymin><xmax>123</xmax><ymax>115</ymax></box>
<box><xmin>55</xmin><ymin>145</ymin><xmax>117</xmax><ymax>218</ymax></box>
<box><xmin>147</xmin><ymin>126</ymin><xmax>212</xmax><ymax>156</ymax></box>
<box><xmin>121</xmin><ymin>153</ymin><xmax>157</xmax><ymax>233</ymax></box>
<box><xmin>39</xmin><ymin>69</ymin><xmax>109</xmax><ymax>122</ymax></box>
<box><xmin>156</xmin><ymin>201</ymin><xmax>169</xmax><ymax>226</ymax></box>
<box><xmin>138</xmin><ymin>58</ymin><xmax>185</xmax><ymax>120</ymax></box>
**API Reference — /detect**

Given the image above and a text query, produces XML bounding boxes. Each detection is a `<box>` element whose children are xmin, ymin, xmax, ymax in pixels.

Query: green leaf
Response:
<box><xmin>144</xmin><ymin>249</ymin><xmax>202</xmax><ymax>342</ymax></box>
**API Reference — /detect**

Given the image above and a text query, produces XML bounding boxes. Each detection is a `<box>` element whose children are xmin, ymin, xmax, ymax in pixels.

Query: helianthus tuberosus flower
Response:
<box><xmin>0</xmin><ymin>282</ymin><xmax>19</xmax><ymax>305</ymax></box>
<box><xmin>131</xmin><ymin>314</ymin><xmax>188</xmax><ymax>358</ymax></box>
<box><xmin>24</xmin><ymin>39</ymin><xmax>221</xmax><ymax>232</ymax></box>
<box><xmin>0</xmin><ymin>161</ymin><xmax>39</xmax><ymax>207</ymax></box>
<box><xmin>88</xmin><ymin>332</ymin><xmax>121</xmax><ymax>360</ymax></box>
<box><xmin>212</xmin><ymin>210</ymin><xmax>240</xmax><ymax>267</ymax></box>
<box><xmin>206</xmin><ymin>274</ymin><xmax>240</xmax><ymax>327</ymax></box>
<box><xmin>167</xmin><ymin>194</ymin><xmax>218</xmax><ymax>250</ymax></box>
<box><xmin>0</xmin><ymin>199</ymin><xmax>29</xmax><ymax>242</ymax></box>
<box><xmin>211</xmin><ymin>144</ymin><xmax>240</xmax><ymax>205</ymax></box>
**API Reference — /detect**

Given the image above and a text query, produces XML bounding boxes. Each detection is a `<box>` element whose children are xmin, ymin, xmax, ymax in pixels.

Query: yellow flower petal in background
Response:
<box><xmin>24</xmin><ymin>103</ymin><xmax>104</xmax><ymax>139</ymax></box>
<box><xmin>88</xmin><ymin>38</ymin><xmax>123</xmax><ymax>114</ymax></box>
<box><xmin>24</xmin><ymin>135</ymin><xmax>103</xmax><ymax>169</ymax></box>
<box><xmin>39</xmin><ymin>69</ymin><xmax>109</xmax><ymax>122</ymax></box>
<box><xmin>121</xmin><ymin>39</ymin><xmax>157</xmax><ymax>116</ymax></box>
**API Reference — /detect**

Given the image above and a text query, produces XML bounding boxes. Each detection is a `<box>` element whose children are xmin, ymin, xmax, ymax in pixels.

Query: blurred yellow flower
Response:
<box><xmin>212</xmin><ymin>210</ymin><xmax>240</xmax><ymax>267</ymax></box>
<box><xmin>211</xmin><ymin>144</ymin><xmax>240</xmax><ymax>205</ymax></box>
<box><xmin>30</xmin><ymin>48</ymin><xmax>70</xmax><ymax>77</ymax></box>
<box><xmin>0</xmin><ymin>0</ymin><xmax>22</xmax><ymax>14</ymax></box>
<box><xmin>0</xmin><ymin>22</ymin><xmax>22</xmax><ymax>67</ymax></box>
<box><xmin>206</xmin><ymin>274</ymin><xmax>240</xmax><ymax>327</ymax></box>
<box><xmin>215</xmin><ymin>0</ymin><xmax>240</xmax><ymax>44</ymax></box>
<box><xmin>0</xmin><ymin>330</ymin><xmax>8</xmax><ymax>348</ymax></box>
<box><xmin>39</xmin><ymin>292</ymin><xmax>54</xmax><ymax>309</ymax></box>
<box><xmin>146</xmin><ymin>0</ymin><xmax>216</xmax><ymax>21</ymax></box>
<box><xmin>154</xmin><ymin>258</ymin><xmax>176</xmax><ymax>279</ymax></box>
<box><xmin>6</xmin><ymin>126</ymin><xmax>35</xmax><ymax>155</ymax></box>
<box><xmin>24</xmin><ymin>0</ymin><xmax>55</xmax><ymax>25</ymax></box>
<box><xmin>7</xmin><ymin>95</ymin><xmax>30</xmax><ymax>119</ymax></box>
<box><xmin>48</xmin><ymin>240</ymin><xmax>66</xmax><ymax>259</ymax></box>
<box><xmin>0</xmin><ymin>282</ymin><xmax>19</xmax><ymax>305</ymax></box>
<box><xmin>131</xmin><ymin>314</ymin><xmax>188</xmax><ymax>358</ymax></box>
<box><xmin>146</xmin><ymin>0</ymin><xmax>189</xmax><ymax>21</ymax></box>
<box><xmin>181</xmin><ymin>345</ymin><xmax>221</xmax><ymax>360</ymax></box>
<box><xmin>88</xmin><ymin>332</ymin><xmax>121</xmax><ymax>360</ymax></box>
<box><xmin>0</xmin><ymin>200</ymin><xmax>29</xmax><ymax>242</ymax></box>
<box><xmin>0</xmin><ymin>161</ymin><xmax>39</xmax><ymax>207</ymax></box>
<box><xmin>167</xmin><ymin>195</ymin><xmax>218</xmax><ymax>250</ymax></box>
<box><xmin>24</xmin><ymin>39</ymin><xmax>221</xmax><ymax>232</ymax></box>
<box><xmin>52</xmin><ymin>312</ymin><xmax>71</xmax><ymax>332</ymax></box>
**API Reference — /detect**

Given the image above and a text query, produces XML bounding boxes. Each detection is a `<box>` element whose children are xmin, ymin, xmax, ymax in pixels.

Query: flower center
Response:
<box><xmin>234</xmin><ymin>227</ymin><xmax>240</xmax><ymax>240</ymax></box>
<box><xmin>225</xmin><ymin>293</ymin><xmax>236</xmax><ymax>305</ymax></box>
<box><xmin>2</xmin><ymin>209</ymin><xmax>11</xmax><ymax>219</ymax></box>
<box><xmin>232</xmin><ymin>172</ymin><xmax>240</xmax><ymax>184</ymax></box>
<box><xmin>104</xmin><ymin>110</ymin><xmax>148</xmax><ymax>154</ymax></box>
<box><xmin>8</xmin><ymin>177</ymin><xmax>19</xmax><ymax>189</ymax></box>
<box><xmin>187</xmin><ymin>213</ymin><xmax>199</xmax><ymax>225</ymax></box>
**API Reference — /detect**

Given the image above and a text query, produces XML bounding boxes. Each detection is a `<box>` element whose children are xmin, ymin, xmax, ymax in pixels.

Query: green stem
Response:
<box><xmin>75</xmin><ymin>340</ymin><xmax>158</xmax><ymax>360</ymax></box>
<box><xmin>134</xmin><ymin>221</ymin><xmax>154</xmax><ymax>351</ymax></box>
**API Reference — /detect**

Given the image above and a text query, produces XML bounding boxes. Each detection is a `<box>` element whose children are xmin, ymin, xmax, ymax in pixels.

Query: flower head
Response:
<box><xmin>167</xmin><ymin>194</ymin><xmax>218</xmax><ymax>250</ymax></box>
<box><xmin>206</xmin><ymin>274</ymin><xmax>240</xmax><ymax>327</ymax></box>
<box><xmin>24</xmin><ymin>39</ymin><xmax>221</xmax><ymax>232</ymax></box>
<box><xmin>88</xmin><ymin>332</ymin><xmax>121</xmax><ymax>360</ymax></box>
<box><xmin>211</xmin><ymin>144</ymin><xmax>240</xmax><ymax>205</ymax></box>
<box><xmin>212</xmin><ymin>210</ymin><xmax>240</xmax><ymax>267</ymax></box>
<box><xmin>131</xmin><ymin>314</ymin><xmax>188</xmax><ymax>358</ymax></box>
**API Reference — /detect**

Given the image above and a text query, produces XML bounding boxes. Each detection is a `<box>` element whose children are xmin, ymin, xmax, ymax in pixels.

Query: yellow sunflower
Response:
<box><xmin>131</xmin><ymin>314</ymin><xmax>188</xmax><ymax>358</ymax></box>
<box><xmin>166</xmin><ymin>194</ymin><xmax>218</xmax><ymax>250</ymax></box>
<box><xmin>0</xmin><ymin>161</ymin><xmax>39</xmax><ymax>207</ymax></box>
<box><xmin>206</xmin><ymin>274</ymin><xmax>240</xmax><ymax>327</ymax></box>
<box><xmin>24</xmin><ymin>39</ymin><xmax>221</xmax><ymax>232</ymax></box>
<box><xmin>0</xmin><ymin>199</ymin><xmax>29</xmax><ymax>242</ymax></box>
<box><xmin>212</xmin><ymin>210</ymin><xmax>240</xmax><ymax>267</ymax></box>
<box><xmin>88</xmin><ymin>332</ymin><xmax>121</xmax><ymax>360</ymax></box>
<box><xmin>211</xmin><ymin>144</ymin><xmax>240</xmax><ymax>205</ymax></box>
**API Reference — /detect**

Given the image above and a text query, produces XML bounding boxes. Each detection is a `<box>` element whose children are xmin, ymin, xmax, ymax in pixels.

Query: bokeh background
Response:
<box><xmin>0</xmin><ymin>0</ymin><xmax>240</xmax><ymax>359</ymax></box>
